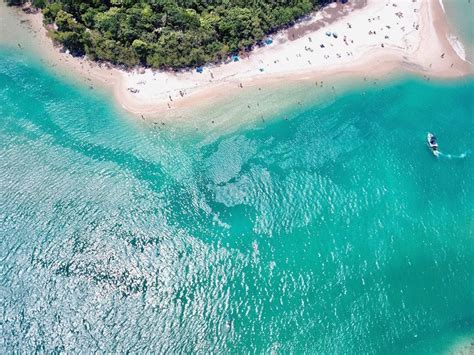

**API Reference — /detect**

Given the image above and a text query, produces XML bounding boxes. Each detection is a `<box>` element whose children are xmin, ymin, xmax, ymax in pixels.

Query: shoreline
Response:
<box><xmin>1</xmin><ymin>0</ymin><xmax>471</xmax><ymax>119</ymax></box>
<box><xmin>117</xmin><ymin>0</ymin><xmax>471</xmax><ymax>118</ymax></box>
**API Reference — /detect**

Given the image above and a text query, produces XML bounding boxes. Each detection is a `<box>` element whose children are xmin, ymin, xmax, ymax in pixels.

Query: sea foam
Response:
<box><xmin>448</xmin><ymin>35</ymin><xmax>468</xmax><ymax>61</ymax></box>
<box><xmin>438</xmin><ymin>0</ymin><xmax>445</xmax><ymax>13</ymax></box>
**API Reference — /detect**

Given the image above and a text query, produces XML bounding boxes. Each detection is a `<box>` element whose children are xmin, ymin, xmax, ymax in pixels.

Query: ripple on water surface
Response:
<box><xmin>1</xmin><ymin>49</ymin><xmax>473</xmax><ymax>353</ymax></box>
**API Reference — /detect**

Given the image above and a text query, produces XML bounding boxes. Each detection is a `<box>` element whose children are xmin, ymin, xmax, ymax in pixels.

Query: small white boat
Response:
<box><xmin>427</xmin><ymin>133</ymin><xmax>439</xmax><ymax>157</ymax></box>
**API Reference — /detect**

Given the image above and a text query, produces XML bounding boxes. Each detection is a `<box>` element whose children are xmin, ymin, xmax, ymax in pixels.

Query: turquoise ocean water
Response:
<box><xmin>1</xmin><ymin>47</ymin><xmax>473</xmax><ymax>353</ymax></box>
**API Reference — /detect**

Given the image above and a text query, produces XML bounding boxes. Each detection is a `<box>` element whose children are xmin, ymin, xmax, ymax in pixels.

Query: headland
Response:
<box><xmin>1</xmin><ymin>0</ymin><xmax>471</xmax><ymax>119</ymax></box>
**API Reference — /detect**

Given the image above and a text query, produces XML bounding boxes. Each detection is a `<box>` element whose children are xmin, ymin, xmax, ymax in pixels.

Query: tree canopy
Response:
<box><xmin>7</xmin><ymin>0</ymin><xmax>328</xmax><ymax>69</ymax></box>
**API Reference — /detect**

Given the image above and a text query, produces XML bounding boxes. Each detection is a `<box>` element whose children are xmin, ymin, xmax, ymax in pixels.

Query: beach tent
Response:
<box><xmin>231</xmin><ymin>55</ymin><xmax>240</xmax><ymax>62</ymax></box>
<box><xmin>264</xmin><ymin>38</ymin><xmax>273</xmax><ymax>45</ymax></box>
<box><xmin>196</xmin><ymin>66</ymin><xmax>204</xmax><ymax>73</ymax></box>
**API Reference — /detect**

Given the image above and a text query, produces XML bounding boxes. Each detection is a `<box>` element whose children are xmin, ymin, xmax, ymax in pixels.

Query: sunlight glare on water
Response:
<box><xmin>1</xmin><ymin>48</ymin><xmax>473</xmax><ymax>353</ymax></box>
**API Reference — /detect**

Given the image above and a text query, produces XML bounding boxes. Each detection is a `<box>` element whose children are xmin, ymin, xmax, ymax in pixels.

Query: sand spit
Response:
<box><xmin>1</xmin><ymin>0</ymin><xmax>471</xmax><ymax>119</ymax></box>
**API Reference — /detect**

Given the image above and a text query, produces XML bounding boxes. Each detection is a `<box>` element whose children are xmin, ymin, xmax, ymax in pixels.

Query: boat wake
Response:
<box><xmin>438</xmin><ymin>150</ymin><xmax>470</xmax><ymax>159</ymax></box>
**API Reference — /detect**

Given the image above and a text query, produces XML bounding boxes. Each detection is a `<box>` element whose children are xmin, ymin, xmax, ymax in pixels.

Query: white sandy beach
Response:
<box><xmin>1</xmin><ymin>0</ymin><xmax>471</xmax><ymax>118</ymax></box>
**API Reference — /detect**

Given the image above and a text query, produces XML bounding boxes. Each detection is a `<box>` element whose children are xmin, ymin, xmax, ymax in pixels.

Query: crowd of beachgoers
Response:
<box><xmin>1</xmin><ymin>0</ymin><xmax>470</xmax><ymax>119</ymax></box>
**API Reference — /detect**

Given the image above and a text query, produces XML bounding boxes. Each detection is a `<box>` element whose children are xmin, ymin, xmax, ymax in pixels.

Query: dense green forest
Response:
<box><xmin>6</xmin><ymin>0</ymin><xmax>327</xmax><ymax>69</ymax></box>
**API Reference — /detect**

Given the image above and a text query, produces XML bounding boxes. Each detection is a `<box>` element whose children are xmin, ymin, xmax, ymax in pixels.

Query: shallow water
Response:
<box><xmin>1</xmin><ymin>48</ymin><xmax>473</xmax><ymax>353</ymax></box>
<box><xmin>442</xmin><ymin>0</ymin><xmax>474</xmax><ymax>62</ymax></box>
